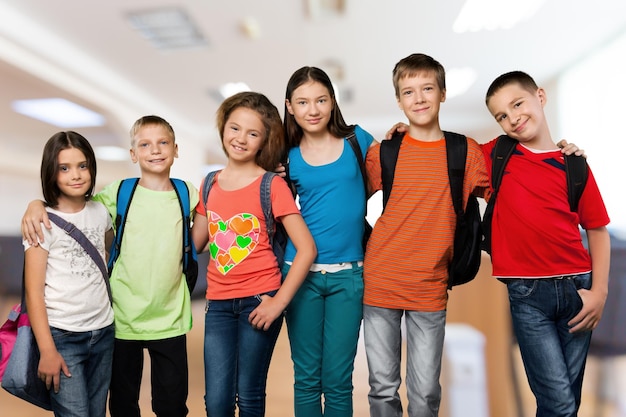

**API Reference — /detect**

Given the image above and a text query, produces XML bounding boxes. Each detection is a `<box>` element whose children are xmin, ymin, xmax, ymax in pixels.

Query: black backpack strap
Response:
<box><xmin>380</xmin><ymin>131</ymin><xmax>404</xmax><ymax>209</ymax></box>
<box><xmin>346</xmin><ymin>131</ymin><xmax>367</xmax><ymax>191</ymax></box>
<box><xmin>260</xmin><ymin>172</ymin><xmax>277</xmax><ymax>247</ymax></box>
<box><xmin>443</xmin><ymin>131</ymin><xmax>467</xmax><ymax>216</ymax></box>
<box><xmin>491</xmin><ymin>135</ymin><xmax>518</xmax><ymax>192</ymax></box>
<box><xmin>564</xmin><ymin>154</ymin><xmax>588</xmax><ymax>212</ymax></box>
<box><xmin>107</xmin><ymin>178</ymin><xmax>139</xmax><ymax>274</ymax></box>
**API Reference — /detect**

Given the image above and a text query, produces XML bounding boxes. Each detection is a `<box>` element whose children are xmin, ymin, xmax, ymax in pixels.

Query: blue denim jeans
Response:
<box><xmin>204</xmin><ymin>291</ymin><xmax>283</xmax><ymax>417</ymax></box>
<box><xmin>363</xmin><ymin>305</ymin><xmax>445</xmax><ymax>417</ymax></box>
<box><xmin>49</xmin><ymin>323</ymin><xmax>114</xmax><ymax>417</ymax></box>
<box><xmin>505</xmin><ymin>273</ymin><xmax>593</xmax><ymax>417</ymax></box>
<box><xmin>283</xmin><ymin>262</ymin><xmax>364</xmax><ymax>417</ymax></box>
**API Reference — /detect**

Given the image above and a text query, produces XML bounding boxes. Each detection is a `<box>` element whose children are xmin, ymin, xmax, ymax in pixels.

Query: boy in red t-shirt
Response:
<box><xmin>484</xmin><ymin>70</ymin><xmax>610</xmax><ymax>416</ymax></box>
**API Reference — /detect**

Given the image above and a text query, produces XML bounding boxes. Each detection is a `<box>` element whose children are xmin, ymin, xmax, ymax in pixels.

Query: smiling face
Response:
<box><xmin>396</xmin><ymin>70</ymin><xmax>446</xmax><ymax>131</ymax></box>
<box><xmin>130</xmin><ymin>123</ymin><xmax>178</xmax><ymax>175</ymax></box>
<box><xmin>56</xmin><ymin>147</ymin><xmax>91</xmax><ymax>203</ymax></box>
<box><xmin>285</xmin><ymin>80</ymin><xmax>333</xmax><ymax>136</ymax></box>
<box><xmin>222</xmin><ymin>107</ymin><xmax>266</xmax><ymax>164</ymax></box>
<box><xmin>487</xmin><ymin>82</ymin><xmax>549</xmax><ymax>147</ymax></box>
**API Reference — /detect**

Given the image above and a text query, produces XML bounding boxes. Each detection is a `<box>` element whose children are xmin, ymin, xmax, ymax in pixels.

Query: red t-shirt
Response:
<box><xmin>481</xmin><ymin>139</ymin><xmax>610</xmax><ymax>278</ymax></box>
<box><xmin>196</xmin><ymin>173</ymin><xmax>300</xmax><ymax>299</ymax></box>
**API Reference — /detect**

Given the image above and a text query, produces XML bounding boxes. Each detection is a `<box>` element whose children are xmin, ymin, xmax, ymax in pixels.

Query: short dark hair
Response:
<box><xmin>283</xmin><ymin>66</ymin><xmax>353</xmax><ymax>150</ymax></box>
<box><xmin>216</xmin><ymin>91</ymin><xmax>285</xmax><ymax>171</ymax></box>
<box><xmin>392</xmin><ymin>53</ymin><xmax>446</xmax><ymax>98</ymax></box>
<box><xmin>40</xmin><ymin>131</ymin><xmax>97</xmax><ymax>207</ymax></box>
<box><xmin>485</xmin><ymin>71</ymin><xmax>539</xmax><ymax>104</ymax></box>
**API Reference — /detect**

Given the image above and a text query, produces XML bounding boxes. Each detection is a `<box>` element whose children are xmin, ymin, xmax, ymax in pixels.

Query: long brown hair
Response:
<box><xmin>216</xmin><ymin>91</ymin><xmax>285</xmax><ymax>171</ymax></box>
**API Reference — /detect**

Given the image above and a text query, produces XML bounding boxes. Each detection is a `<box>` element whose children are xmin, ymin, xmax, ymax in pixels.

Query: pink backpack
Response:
<box><xmin>0</xmin><ymin>303</ymin><xmax>30</xmax><ymax>381</ymax></box>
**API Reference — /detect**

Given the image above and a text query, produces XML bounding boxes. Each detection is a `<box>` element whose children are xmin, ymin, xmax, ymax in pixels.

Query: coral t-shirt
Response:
<box><xmin>196</xmin><ymin>172</ymin><xmax>300</xmax><ymax>300</ymax></box>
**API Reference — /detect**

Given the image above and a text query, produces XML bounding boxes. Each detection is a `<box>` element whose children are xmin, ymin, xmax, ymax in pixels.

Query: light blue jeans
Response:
<box><xmin>363</xmin><ymin>305</ymin><xmax>445</xmax><ymax>417</ymax></box>
<box><xmin>505</xmin><ymin>273</ymin><xmax>593</xmax><ymax>417</ymax></box>
<box><xmin>283</xmin><ymin>263</ymin><xmax>364</xmax><ymax>417</ymax></box>
<box><xmin>204</xmin><ymin>291</ymin><xmax>282</xmax><ymax>417</ymax></box>
<box><xmin>49</xmin><ymin>323</ymin><xmax>114</xmax><ymax>417</ymax></box>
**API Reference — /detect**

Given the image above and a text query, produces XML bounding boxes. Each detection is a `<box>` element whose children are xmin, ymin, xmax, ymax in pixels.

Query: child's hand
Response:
<box><xmin>248</xmin><ymin>295</ymin><xmax>285</xmax><ymax>331</ymax></box>
<box><xmin>274</xmin><ymin>162</ymin><xmax>287</xmax><ymax>178</ymax></box>
<box><xmin>557</xmin><ymin>139</ymin><xmax>587</xmax><ymax>158</ymax></box>
<box><xmin>568</xmin><ymin>288</ymin><xmax>606</xmax><ymax>333</ymax></box>
<box><xmin>384</xmin><ymin>122</ymin><xmax>409</xmax><ymax>140</ymax></box>
<box><xmin>38</xmin><ymin>350</ymin><xmax>71</xmax><ymax>393</ymax></box>
<box><xmin>22</xmin><ymin>200</ymin><xmax>50</xmax><ymax>246</ymax></box>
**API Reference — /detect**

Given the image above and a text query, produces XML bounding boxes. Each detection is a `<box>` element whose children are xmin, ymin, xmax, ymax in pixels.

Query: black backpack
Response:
<box><xmin>201</xmin><ymin>171</ymin><xmax>288</xmax><ymax>267</ymax></box>
<box><xmin>107</xmin><ymin>178</ymin><xmax>199</xmax><ymax>292</ymax></box>
<box><xmin>481</xmin><ymin>135</ymin><xmax>589</xmax><ymax>254</ymax></box>
<box><xmin>381</xmin><ymin>131</ymin><xmax>482</xmax><ymax>289</ymax></box>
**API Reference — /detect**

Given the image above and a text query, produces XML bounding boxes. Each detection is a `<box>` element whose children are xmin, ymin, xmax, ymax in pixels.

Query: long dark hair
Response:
<box><xmin>40</xmin><ymin>131</ymin><xmax>97</xmax><ymax>207</ymax></box>
<box><xmin>283</xmin><ymin>66</ymin><xmax>353</xmax><ymax>150</ymax></box>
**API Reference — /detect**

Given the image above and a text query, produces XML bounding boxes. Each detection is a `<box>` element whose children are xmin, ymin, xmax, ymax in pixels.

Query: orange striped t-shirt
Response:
<box><xmin>363</xmin><ymin>134</ymin><xmax>488</xmax><ymax>312</ymax></box>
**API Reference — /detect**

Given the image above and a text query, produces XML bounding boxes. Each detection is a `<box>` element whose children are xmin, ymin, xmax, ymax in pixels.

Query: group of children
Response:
<box><xmin>20</xmin><ymin>52</ymin><xmax>609</xmax><ymax>417</ymax></box>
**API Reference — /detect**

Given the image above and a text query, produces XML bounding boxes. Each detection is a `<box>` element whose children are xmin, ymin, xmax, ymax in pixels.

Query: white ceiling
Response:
<box><xmin>1</xmin><ymin>0</ymin><xmax>626</xmax><ymax>188</ymax></box>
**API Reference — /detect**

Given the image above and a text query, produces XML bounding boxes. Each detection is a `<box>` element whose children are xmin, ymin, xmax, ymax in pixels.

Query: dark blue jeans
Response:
<box><xmin>49</xmin><ymin>324</ymin><xmax>114</xmax><ymax>417</ymax></box>
<box><xmin>505</xmin><ymin>273</ymin><xmax>592</xmax><ymax>417</ymax></box>
<box><xmin>204</xmin><ymin>291</ymin><xmax>283</xmax><ymax>417</ymax></box>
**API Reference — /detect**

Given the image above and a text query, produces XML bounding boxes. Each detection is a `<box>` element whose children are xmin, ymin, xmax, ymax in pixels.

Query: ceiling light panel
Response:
<box><xmin>127</xmin><ymin>7</ymin><xmax>208</xmax><ymax>50</ymax></box>
<box><xmin>12</xmin><ymin>98</ymin><xmax>105</xmax><ymax>128</ymax></box>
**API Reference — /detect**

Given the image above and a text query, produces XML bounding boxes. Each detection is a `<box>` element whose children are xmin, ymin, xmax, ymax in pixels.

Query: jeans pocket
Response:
<box><xmin>572</xmin><ymin>273</ymin><xmax>592</xmax><ymax>291</ymax></box>
<box><xmin>254</xmin><ymin>289</ymin><xmax>279</xmax><ymax>303</ymax></box>
<box><xmin>506</xmin><ymin>279</ymin><xmax>538</xmax><ymax>299</ymax></box>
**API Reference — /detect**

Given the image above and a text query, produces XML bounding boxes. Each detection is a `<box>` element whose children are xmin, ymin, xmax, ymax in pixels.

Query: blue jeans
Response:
<box><xmin>283</xmin><ymin>263</ymin><xmax>364</xmax><ymax>417</ymax></box>
<box><xmin>49</xmin><ymin>324</ymin><xmax>114</xmax><ymax>417</ymax></box>
<box><xmin>505</xmin><ymin>273</ymin><xmax>593</xmax><ymax>417</ymax></box>
<box><xmin>363</xmin><ymin>305</ymin><xmax>445</xmax><ymax>417</ymax></box>
<box><xmin>204</xmin><ymin>291</ymin><xmax>283</xmax><ymax>417</ymax></box>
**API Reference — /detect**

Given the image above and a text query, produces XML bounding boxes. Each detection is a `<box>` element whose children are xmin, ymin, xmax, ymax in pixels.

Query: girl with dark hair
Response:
<box><xmin>24</xmin><ymin>131</ymin><xmax>114</xmax><ymax>417</ymax></box>
<box><xmin>282</xmin><ymin>66</ymin><xmax>375</xmax><ymax>417</ymax></box>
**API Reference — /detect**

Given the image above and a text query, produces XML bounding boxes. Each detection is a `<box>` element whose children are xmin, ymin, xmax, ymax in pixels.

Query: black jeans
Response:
<box><xmin>109</xmin><ymin>335</ymin><xmax>189</xmax><ymax>417</ymax></box>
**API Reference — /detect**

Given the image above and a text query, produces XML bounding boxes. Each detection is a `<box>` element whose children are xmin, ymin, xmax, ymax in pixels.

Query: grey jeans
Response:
<box><xmin>363</xmin><ymin>305</ymin><xmax>446</xmax><ymax>417</ymax></box>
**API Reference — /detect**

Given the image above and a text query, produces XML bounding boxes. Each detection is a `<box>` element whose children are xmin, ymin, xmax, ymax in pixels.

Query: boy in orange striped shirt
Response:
<box><xmin>362</xmin><ymin>53</ymin><xmax>490</xmax><ymax>417</ymax></box>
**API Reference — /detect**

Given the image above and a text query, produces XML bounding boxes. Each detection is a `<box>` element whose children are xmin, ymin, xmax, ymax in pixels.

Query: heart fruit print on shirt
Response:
<box><xmin>208</xmin><ymin>211</ymin><xmax>260</xmax><ymax>274</ymax></box>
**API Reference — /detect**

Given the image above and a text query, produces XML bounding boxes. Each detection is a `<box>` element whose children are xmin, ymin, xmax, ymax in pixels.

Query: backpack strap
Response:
<box><xmin>201</xmin><ymin>170</ymin><xmax>219</xmax><ymax>209</ymax></box>
<box><xmin>202</xmin><ymin>170</ymin><xmax>277</xmax><ymax>245</ymax></box>
<box><xmin>48</xmin><ymin>212</ymin><xmax>112</xmax><ymax>304</ymax></box>
<box><xmin>564</xmin><ymin>154</ymin><xmax>588</xmax><ymax>212</ymax></box>
<box><xmin>443</xmin><ymin>131</ymin><xmax>468</xmax><ymax>216</ymax></box>
<box><xmin>261</xmin><ymin>172</ymin><xmax>277</xmax><ymax>248</ymax></box>
<box><xmin>107</xmin><ymin>178</ymin><xmax>140</xmax><ymax>274</ymax></box>
<box><xmin>346</xmin><ymin>131</ymin><xmax>367</xmax><ymax>191</ymax></box>
<box><xmin>491</xmin><ymin>135</ymin><xmax>518</xmax><ymax>193</ymax></box>
<box><xmin>380</xmin><ymin>131</ymin><xmax>404</xmax><ymax>209</ymax></box>
<box><xmin>170</xmin><ymin>178</ymin><xmax>196</xmax><ymax>277</ymax></box>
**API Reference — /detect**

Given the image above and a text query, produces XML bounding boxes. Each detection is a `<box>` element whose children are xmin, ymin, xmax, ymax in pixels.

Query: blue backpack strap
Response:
<box><xmin>260</xmin><ymin>172</ymin><xmax>276</xmax><ymax>246</ymax></box>
<box><xmin>201</xmin><ymin>170</ymin><xmax>219</xmax><ymax>210</ymax></box>
<box><xmin>170</xmin><ymin>179</ymin><xmax>195</xmax><ymax>273</ymax></box>
<box><xmin>107</xmin><ymin>178</ymin><xmax>139</xmax><ymax>274</ymax></box>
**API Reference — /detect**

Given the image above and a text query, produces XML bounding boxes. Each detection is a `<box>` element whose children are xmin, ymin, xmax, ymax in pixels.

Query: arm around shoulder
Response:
<box><xmin>21</xmin><ymin>200</ymin><xmax>49</xmax><ymax>246</ymax></box>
